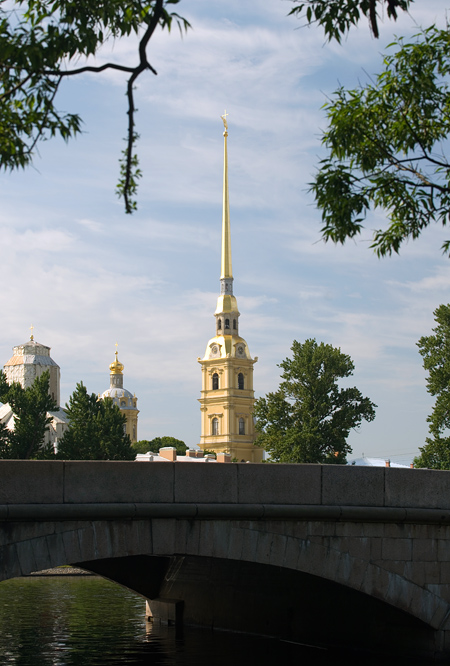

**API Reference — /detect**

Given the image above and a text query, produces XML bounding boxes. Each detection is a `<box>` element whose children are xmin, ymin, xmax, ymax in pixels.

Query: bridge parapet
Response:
<box><xmin>1</xmin><ymin>460</ymin><xmax>450</xmax><ymax>509</ymax></box>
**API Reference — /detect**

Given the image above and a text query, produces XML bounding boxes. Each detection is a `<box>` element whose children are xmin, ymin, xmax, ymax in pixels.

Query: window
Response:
<box><xmin>225</xmin><ymin>318</ymin><xmax>230</xmax><ymax>329</ymax></box>
<box><xmin>239</xmin><ymin>418</ymin><xmax>245</xmax><ymax>435</ymax></box>
<box><xmin>218</xmin><ymin>319</ymin><xmax>222</xmax><ymax>330</ymax></box>
<box><xmin>233</xmin><ymin>319</ymin><xmax>237</xmax><ymax>330</ymax></box>
<box><xmin>238</xmin><ymin>373</ymin><xmax>244</xmax><ymax>390</ymax></box>
<box><xmin>212</xmin><ymin>373</ymin><xmax>219</xmax><ymax>390</ymax></box>
<box><xmin>212</xmin><ymin>418</ymin><xmax>219</xmax><ymax>436</ymax></box>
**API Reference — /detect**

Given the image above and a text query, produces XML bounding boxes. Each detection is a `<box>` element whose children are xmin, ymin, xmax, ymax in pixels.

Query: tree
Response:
<box><xmin>0</xmin><ymin>370</ymin><xmax>57</xmax><ymax>459</ymax></box>
<box><xmin>132</xmin><ymin>439</ymin><xmax>152</xmax><ymax>454</ymax></box>
<box><xmin>0</xmin><ymin>418</ymin><xmax>11</xmax><ymax>458</ymax></box>
<box><xmin>57</xmin><ymin>382</ymin><xmax>135</xmax><ymax>460</ymax></box>
<box><xmin>253</xmin><ymin>339</ymin><xmax>376</xmax><ymax>464</ymax></box>
<box><xmin>0</xmin><ymin>368</ymin><xmax>9</xmax><ymax>403</ymax></box>
<box><xmin>1</xmin><ymin>0</ymin><xmax>189</xmax><ymax>213</ymax></box>
<box><xmin>147</xmin><ymin>436</ymin><xmax>187</xmax><ymax>455</ymax></box>
<box><xmin>310</xmin><ymin>26</ymin><xmax>450</xmax><ymax>257</ymax></box>
<box><xmin>288</xmin><ymin>0</ymin><xmax>412</xmax><ymax>41</ymax></box>
<box><xmin>415</xmin><ymin>305</ymin><xmax>450</xmax><ymax>469</ymax></box>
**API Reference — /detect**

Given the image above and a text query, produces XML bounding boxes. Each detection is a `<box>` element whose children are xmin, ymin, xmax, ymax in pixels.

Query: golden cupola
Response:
<box><xmin>109</xmin><ymin>350</ymin><xmax>124</xmax><ymax>381</ymax></box>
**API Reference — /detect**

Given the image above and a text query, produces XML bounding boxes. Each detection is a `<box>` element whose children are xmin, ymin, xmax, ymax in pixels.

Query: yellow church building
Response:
<box><xmin>198</xmin><ymin>114</ymin><xmax>263</xmax><ymax>463</ymax></box>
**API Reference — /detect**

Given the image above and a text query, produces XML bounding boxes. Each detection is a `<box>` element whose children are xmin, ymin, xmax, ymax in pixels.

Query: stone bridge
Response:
<box><xmin>1</xmin><ymin>461</ymin><xmax>450</xmax><ymax>660</ymax></box>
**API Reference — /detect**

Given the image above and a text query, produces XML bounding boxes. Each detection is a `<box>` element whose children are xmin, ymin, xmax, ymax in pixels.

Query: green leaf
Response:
<box><xmin>312</xmin><ymin>26</ymin><xmax>450</xmax><ymax>255</ymax></box>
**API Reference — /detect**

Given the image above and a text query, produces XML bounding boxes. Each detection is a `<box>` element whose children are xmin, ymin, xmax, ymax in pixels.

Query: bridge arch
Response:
<box><xmin>1</xmin><ymin>516</ymin><xmax>448</xmax><ymax>639</ymax></box>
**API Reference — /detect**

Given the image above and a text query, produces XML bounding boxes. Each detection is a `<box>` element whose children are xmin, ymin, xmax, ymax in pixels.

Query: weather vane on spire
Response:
<box><xmin>221</xmin><ymin>110</ymin><xmax>229</xmax><ymax>134</ymax></box>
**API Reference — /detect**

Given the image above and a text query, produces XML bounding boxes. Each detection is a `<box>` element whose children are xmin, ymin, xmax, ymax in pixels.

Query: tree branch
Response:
<box><xmin>48</xmin><ymin>62</ymin><xmax>150</xmax><ymax>77</ymax></box>
<box><xmin>0</xmin><ymin>72</ymin><xmax>32</xmax><ymax>102</ymax></box>
<box><xmin>121</xmin><ymin>0</ymin><xmax>164</xmax><ymax>213</ymax></box>
<box><xmin>1</xmin><ymin>0</ymin><xmax>187</xmax><ymax>213</ymax></box>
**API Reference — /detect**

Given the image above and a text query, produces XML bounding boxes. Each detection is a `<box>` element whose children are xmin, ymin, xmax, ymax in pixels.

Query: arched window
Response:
<box><xmin>233</xmin><ymin>319</ymin><xmax>237</xmax><ymax>330</ymax></box>
<box><xmin>218</xmin><ymin>319</ymin><xmax>222</xmax><ymax>330</ymax></box>
<box><xmin>239</xmin><ymin>418</ymin><xmax>245</xmax><ymax>435</ymax></box>
<box><xmin>212</xmin><ymin>373</ymin><xmax>219</xmax><ymax>390</ymax></box>
<box><xmin>238</xmin><ymin>373</ymin><xmax>244</xmax><ymax>390</ymax></box>
<box><xmin>212</xmin><ymin>418</ymin><xmax>219</xmax><ymax>436</ymax></box>
<box><xmin>225</xmin><ymin>318</ymin><xmax>230</xmax><ymax>329</ymax></box>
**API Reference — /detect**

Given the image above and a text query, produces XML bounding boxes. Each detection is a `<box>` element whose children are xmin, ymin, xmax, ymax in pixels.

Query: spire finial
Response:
<box><xmin>221</xmin><ymin>110</ymin><xmax>229</xmax><ymax>135</ymax></box>
<box><xmin>30</xmin><ymin>324</ymin><xmax>34</xmax><ymax>341</ymax></box>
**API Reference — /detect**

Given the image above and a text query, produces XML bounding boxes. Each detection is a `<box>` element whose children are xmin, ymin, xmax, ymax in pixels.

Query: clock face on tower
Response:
<box><xmin>236</xmin><ymin>345</ymin><xmax>245</xmax><ymax>358</ymax></box>
<box><xmin>210</xmin><ymin>344</ymin><xmax>220</xmax><ymax>358</ymax></box>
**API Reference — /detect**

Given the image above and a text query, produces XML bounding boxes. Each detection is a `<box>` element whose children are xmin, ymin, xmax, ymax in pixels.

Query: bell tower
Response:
<box><xmin>197</xmin><ymin>113</ymin><xmax>263</xmax><ymax>463</ymax></box>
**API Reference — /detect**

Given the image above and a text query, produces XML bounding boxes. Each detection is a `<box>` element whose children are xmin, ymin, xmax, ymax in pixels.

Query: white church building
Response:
<box><xmin>0</xmin><ymin>334</ymin><xmax>69</xmax><ymax>450</ymax></box>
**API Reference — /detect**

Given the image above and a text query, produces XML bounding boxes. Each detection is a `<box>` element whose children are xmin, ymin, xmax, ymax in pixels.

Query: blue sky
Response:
<box><xmin>1</xmin><ymin>0</ymin><xmax>450</xmax><ymax>461</ymax></box>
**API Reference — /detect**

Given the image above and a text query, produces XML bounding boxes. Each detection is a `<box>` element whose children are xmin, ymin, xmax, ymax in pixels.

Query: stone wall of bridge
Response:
<box><xmin>1</xmin><ymin>459</ymin><xmax>450</xmax><ymax>508</ymax></box>
<box><xmin>2</xmin><ymin>461</ymin><xmax>450</xmax><ymax>659</ymax></box>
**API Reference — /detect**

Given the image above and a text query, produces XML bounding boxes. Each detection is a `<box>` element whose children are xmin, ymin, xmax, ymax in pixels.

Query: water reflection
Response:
<box><xmin>0</xmin><ymin>577</ymin><xmax>437</xmax><ymax>665</ymax></box>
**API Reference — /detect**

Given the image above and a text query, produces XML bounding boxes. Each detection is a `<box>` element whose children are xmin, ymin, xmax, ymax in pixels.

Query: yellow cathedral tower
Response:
<box><xmin>198</xmin><ymin>113</ymin><xmax>263</xmax><ymax>463</ymax></box>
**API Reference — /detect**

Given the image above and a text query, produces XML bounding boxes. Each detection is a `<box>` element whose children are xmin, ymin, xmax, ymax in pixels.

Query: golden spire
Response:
<box><xmin>220</xmin><ymin>110</ymin><xmax>233</xmax><ymax>283</ymax></box>
<box><xmin>210</xmin><ymin>112</ymin><xmax>240</xmax><ymax>337</ymax></box>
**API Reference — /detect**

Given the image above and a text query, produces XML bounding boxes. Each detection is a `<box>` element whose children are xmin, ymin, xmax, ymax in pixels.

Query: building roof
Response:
<box><xmin>48</xmin><ymin>408</ymin><xmax>70</xmax><ymax>425</ymax></box>
<box><xmin>4</xmin><ymin>354</ymin><xmax>58</xmax><ymax>367</ymax></box>
<box><xmin>4</xmin><ymin>338</ymin><xmax>59</xmax><ymax>368</ymax></box>
<box><xmin>348</xmin><ymin>456</ymin><xmax>413</xmax><ymax>468</ymax></box>
<box><xmin>101</xmin><ymin>387</ymin><xmax>134</xmax><ymax>400</ymax></box>
<box><xmin>135</xmin><ymin>449</ymin><xmax>225</xmax><ymax>463</ymax></box>
<box><xmin>202</xmin><ymin>335</ymin><xmax>251</xmax><ymax>360</ymax></box>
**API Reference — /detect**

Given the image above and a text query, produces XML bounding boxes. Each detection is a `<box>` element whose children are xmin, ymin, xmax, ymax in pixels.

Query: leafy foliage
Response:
<box><xmin>253</xmin><ymin>339</ymin><xmax>376</xmax><ymax>464</ymax></box>
<box><xmin>57</xmin><ymin>382</ymin><xmax>135</xmax><ymax>460</ymax></box>
<box><xmin>415</xmin><ymin>305</ymin><xmax>450</xmax><ymax>469</ymax></box>
<box><xmin>0</xmin><ymin>420</ymin><xmax>9</xmax><ymax>454</ymax></box>
<box><xmin>288</xmin><ymin>0</ymin><xmax>411</xmax><ymax>41</ymax></box>
<box><xmin>0</xmin><ymin>0</ymin><xmax>189</xmax><ymax>213</ymax></box>
<box><xmin>0</xmin><ymin>370</ymin><xmax>57</xmax><ymax>459</ymax></box>
<box><xmin>148</xmin><ymin>436</ymin><xmax>187</xmax><ymax>455</ymax></box>
<box><xmin>132</xmin><ymin>436</ymin><xmax>187</xmax><ymax>455</ymax></box>
<box><xmin>312</xmin><ymin>27</ymin><xmax>450</xmax><ymax>256</ymax></box>
<box><xmin>132</xmin><ymin>439</ymin><xmax>152</xmax><ymax>454</ymax></box>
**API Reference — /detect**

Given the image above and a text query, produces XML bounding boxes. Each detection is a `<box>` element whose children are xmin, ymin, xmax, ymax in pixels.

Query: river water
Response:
<box><xmin>0</xmin><ymin>576</ymin><xmax>437</xmax><ymax>665</ymax></box>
